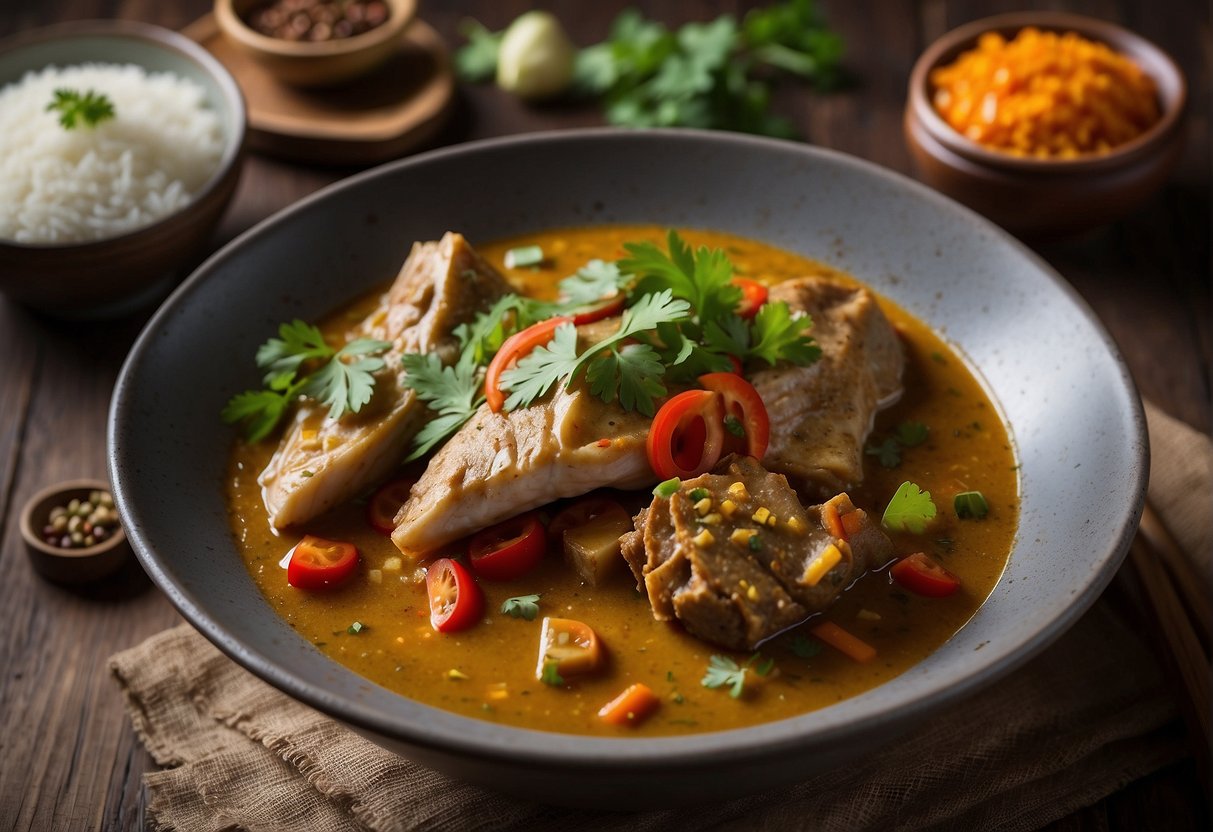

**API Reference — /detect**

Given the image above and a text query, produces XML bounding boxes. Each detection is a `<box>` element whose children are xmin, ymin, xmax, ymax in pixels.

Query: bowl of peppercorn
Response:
<box><xmin>20</xmin><ymin>479</ymin><xmax>130</xmax><ymax>583</ymax></box>
<box><xmin>214</xmin><ymin>0</ymin><xmax>414</xmax><ymax>88</ymax></box>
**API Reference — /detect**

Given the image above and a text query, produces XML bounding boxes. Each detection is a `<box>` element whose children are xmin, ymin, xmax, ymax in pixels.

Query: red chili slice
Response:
<box><xmin>698</xmin><ymin>372</ymin><xmax>770</xmax><ymax>459</ymax></box>
<box><xmin>287</xmin><ymin>535</ymin><xmax>359</xmax><ymax>590</ymax></box>
<box><xmin>647</xmin><ymin>389</ymin><xmax>726</xmax><ymax>480</ymax></box>
<box><xmin>732</xmin><ymin>278</ymin><xmax>768</xmax><ymax>319</ymax></box>
<box><xmin>890</xmin><ymin>552</ymin><xmax>961</xmax><ymax>598</ymax></box>
<box><xmin>571</xmin><ymin>293</ymin><xmax>626</xmax><ymax>325</ymax></box>
<box><xmin>468</xmin><ymin>511</ymin><xmax>547</xmax><ymax>581</ymax></box>
<box><xmin>366</xmin><ymin>477</ymin><xmax>415</xmax><ymax>536</ymax></box>
<box><xmin>485</xmin><ymin>316</ymin><xmax>572</xmax><ymax>413</ymax></box>
<box><xmin>426</xmin><ymin>557</ymin><xmax>484</xmax><ymax>632</ymax></box>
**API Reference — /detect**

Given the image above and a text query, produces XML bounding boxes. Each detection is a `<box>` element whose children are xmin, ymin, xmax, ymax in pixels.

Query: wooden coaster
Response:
<box><xmin>183</xmin><ymin>14</ymin><xmax>454</xmax><ymax>165</ymax></box>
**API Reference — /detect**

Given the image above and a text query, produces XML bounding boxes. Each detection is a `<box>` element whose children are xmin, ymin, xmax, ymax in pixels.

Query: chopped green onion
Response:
<box><xmin>954</xmin><ymin>491</ymin><xmax>989</xmax><ymax>519</ymax></box>
<box><xmin>653</xmin><ymin>477</ymin><xmax>681</xmax><ymax>498</ymax></box>
<box><xmin>347</xmin><ymin>621</ymin><xmax>366</xmax><ymax>635</ymax></box>
<box><xmin>504</xmin><ymin>245</ymin><xmax>545</xmax><ymax>268</ymax></box>
<box><xmin>748</xmin><ymin>534</ymin><xmax>764</xmax><ymax>552</ymax></box>
<box><xmin>689</xmin><ymin>487</ymin><xmax>710</xmax><ymax>502</ymax></box>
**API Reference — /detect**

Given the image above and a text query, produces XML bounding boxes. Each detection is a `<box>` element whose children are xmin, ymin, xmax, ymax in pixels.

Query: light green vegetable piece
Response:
<box><xmin>496</xmin><ymin>11</ymin><xmax>576</xmax><ymax>100</ymax></box>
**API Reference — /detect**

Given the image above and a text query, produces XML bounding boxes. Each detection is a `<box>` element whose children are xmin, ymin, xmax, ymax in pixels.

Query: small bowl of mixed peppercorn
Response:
<box><xmin>904</xmin><ymin>12</ymin><xmax>1187</xmax><ymax>238</ymax></box>
<box><xmin>20</xmin><ymin>480</ymin><xmax>130</xmax><ymax>583</ymax></box>
<box><xmin>214</xmin><ymin>0</ymin><xmax>415</xmax><ymax>87</ymax></box>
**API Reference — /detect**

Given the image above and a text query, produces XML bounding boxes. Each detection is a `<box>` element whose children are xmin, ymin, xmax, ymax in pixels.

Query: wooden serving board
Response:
<box><xmin>183</xmin><ymin>14</ymin><xmax>453</xmax><ymax>165</ymax></box>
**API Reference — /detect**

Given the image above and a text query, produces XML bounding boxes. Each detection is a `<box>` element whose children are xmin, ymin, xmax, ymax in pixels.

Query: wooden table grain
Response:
<box><xmin>0</xmin><ymin>1</ymin><xmax>1208</xmax><ymax>829</ymax></box>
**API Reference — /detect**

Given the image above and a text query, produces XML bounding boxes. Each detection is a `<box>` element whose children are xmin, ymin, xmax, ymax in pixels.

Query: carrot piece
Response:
<box><xmin>821</xmin><ymin>501</ymin><xmax>845</xmax><ymax>539</ymax></box>
<box><xmin>598</xmin><ymin>682</ymin><xmax>660</xmax><ymax>726</ymax></box>
<box><xmin>810</xmin><ymin>621</ymin><xmax>877</xmax><ymax>663</ymax></box>
<box><xmin>840</xmin><ymin>510</ymin><xmax>865</xmax><ymax>539</ymax></box>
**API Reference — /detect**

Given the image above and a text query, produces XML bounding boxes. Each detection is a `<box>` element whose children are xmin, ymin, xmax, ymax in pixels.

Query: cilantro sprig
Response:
<box><xmin>701</xmin><ymin>653</ymin><xmax>774</xmax><ymax>698</ymax></box>
<box><xmin>222</xmin><ymin>321</ymin><xmax>390</xmax><ymax>441</ymax></box>
<box><xmin>500</xmin><ymin>290</ymin><xmax>691</xmax><ymax>415</ymax></box>
<box><xmin>399</xmin><ymin>353</ymin><xmax>485</xmax><ymax>462</ymax></box>
<box><xmin>46</xmin><ymin>88</ymin><xmax>115</xmax><ymax>130</ymax></box>
<box><xmin>501</xmin><ymin>594</ymin><xmax>542</xmax><ymax>620</ymax></box>
<box><xmin>881</xmin><ymin>481</ymin><xmax>938</xmax><ymax>534</ymax></box>
<box><xmin>456</xmin><ymin>2</ymin><xmax>843</xmax><ymax>138</ymax></box>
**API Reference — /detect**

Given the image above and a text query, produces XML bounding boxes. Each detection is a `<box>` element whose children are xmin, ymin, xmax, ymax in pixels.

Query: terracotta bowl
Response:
<box><xmin>904</xmin><ymin>12</ymin><xmax>1187</xmax><ymax>238</ymax></box>
<box><xmin>0</xmin><ymin>20</ymin><xmax>246</xmax><ymax>319</ymax></box>
<box><xmin>20</xmin><ymin>479</ymin><xmax>131</xmax><ymax>584</ymax></box>
<box><xmin>214</xmin><ymin>0</ymin><xmax>416</xmax><ymax>88</ymax></box>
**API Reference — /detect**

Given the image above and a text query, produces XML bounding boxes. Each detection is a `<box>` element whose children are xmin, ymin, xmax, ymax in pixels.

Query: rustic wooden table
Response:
<box><xmin>0</xmin><ymin>1</ymin><xmax>1208</xmax><ymax>829</ymax></box>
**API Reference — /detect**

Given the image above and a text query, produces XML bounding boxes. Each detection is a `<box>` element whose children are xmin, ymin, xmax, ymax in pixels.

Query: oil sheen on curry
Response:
<box><xmin>224</xmin><ymin>225</ymin><xmax>1018</xmax><ymax>737</ymax></box>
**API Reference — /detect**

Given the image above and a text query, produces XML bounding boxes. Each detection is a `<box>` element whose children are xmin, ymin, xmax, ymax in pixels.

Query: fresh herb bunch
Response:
<box><xmin>225</xmin><ymin>231</ymin><xmax>820</xmax><ymax>462</ymax></box>
<box><xmin>46</xmin><ymin>88</ymin><xmax>116</xmax><ymax>130</ymax></box>
<box><xmin>222</xmin><ymin>320</ymin><xmax>390</xmax><ymax>442</ymax></box>
<box><xmin>455</xmin><ymin>0</ymin><xmax>843</xmax><ymax>138</ymax></box>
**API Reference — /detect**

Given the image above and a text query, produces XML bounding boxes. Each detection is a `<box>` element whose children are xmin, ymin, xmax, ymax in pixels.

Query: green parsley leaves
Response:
<box><xmin>865</xmin><ymin>421</ymin><xmax>929</xmax><ymax>469</ymax></box>
<box><xmin>458</xmin><ymin>2</ymin><xmax>843</xmax><ymax>138</ymax></box>
<box><xmin>222</xmin><ymin>320</ymin><xmax>390</xmax><ymax>442</ymax></box>
<box><xmin>399</xmin><ymin>353</ymin><xmax>485</xmax><ymax>462</ymax></box>
<box><xmin>880</xmin><ymin>481</ymin><xmax>937</xmax><ymax>534</ymax></box>
<box><xmin>954</xmin><ymin>491</ymin><xmax>989</xmax><ymax>520</ymax></box>
<box><xmin>500</xmin><ymin>594</ymin><xmax>541</xmax><ymax>620</ymax></box>
<box><xmin>500</xmin><ymin>290</ymin><xmax>691</xmax><ymax>415</ymax></box>
<box><xmin>701</xmin><ymin>653</ymin><xmax>775</xmax><ymax>698</ymax></box>
<box><xmin>46</xmin><ymin>88</ymin><xmax>115</xmax><ymax>130</ymax></box>
<box><xmin>540</xmin><ymin>659</ymin><xmax>565</xmax><ymax>686</ymax></box>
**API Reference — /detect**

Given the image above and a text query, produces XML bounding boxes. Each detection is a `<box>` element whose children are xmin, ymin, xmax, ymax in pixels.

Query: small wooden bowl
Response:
<box><xmin>215</xmin><ymin>0</ymin><xmax>416</xmax><ymax>88</ymax></box>
<box><xmin>904</xmin><ymin>12</ymin><xmax>1187</xmax><ymax>238</ymax></box>
<box><xmin>20</xmin><ymin>479</ymin><xmax>131</xmax><ymax>584</ymax></box>
<box><xmin>0</xmin><ymin>20</ymin><xmax>246</xmax><ymax>318</ymax></box>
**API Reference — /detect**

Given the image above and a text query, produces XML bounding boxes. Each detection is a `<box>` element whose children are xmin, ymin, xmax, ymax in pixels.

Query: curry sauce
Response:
<box><xmin>225</xmin><ymin>226</ymin><xmax>1018</xmax><ymax>736</ymax></box>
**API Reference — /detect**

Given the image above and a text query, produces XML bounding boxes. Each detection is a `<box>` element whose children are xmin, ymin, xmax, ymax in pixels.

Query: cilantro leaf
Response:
<box><xmin>895</xmin><ymin>421</ymin><xmax>929</xmax><ymax>447</ymax></box>
<box><xmin>881</xmin><ymin>481</ymin><xmax>938</xmax><ymax>534</ymax></box>
<box><xmin>746</xmin><ymin>302</ymin><xmax>820</xmax><ymax>366</ymax></box>
<box><xmin>453</xmin><ymin>19</ymin><xmax>503</xmax><ymax>81</ymax></box>
<box><xmin>501</xmin><ymin>594</ymin><xmax>541</xmax><ymax>620</ymax></box>
<box><xmin>619</xmin><ymin>230</ymin><xmax>741</xmax><ymax>323</ymax></box>
<box><xmin>46</xmin><ymin>88</ymin><xmax>115</xmax><ymax>130</ymax></box>
<box><xmin>221</xmin><ymin>387</ymin><xmax>298</xmax><ymax>443</ymax></box>
<box><xmin>255</xmin><ymin>319</ymin><xmax>334</xmax><ymax>383</ymax></box>
<box><xmin>865</xmin><ymin>437</ymin><xmax>902</xmax><ymax>469</ymax></box>
<box><xmin>501</xmin><ymin>290</ymin><xmax>690</xmax><ymax>414</ymax></box>
<box><xmin>301</xmin><ymin>338</ymin><xmax>392</xmax><ymax>420</ymax></box>
<box><xmin>701</xmin><ymin>654</ymin><xmax>748</xmax><ymax>698</ymax></box>
<box><xmin>400</xmin><ymin>352</ymin><xmax>485</xmax><ymax>462</ymax></box>
<box><xmin>557</xmin><ymin>259</ymin><xmax>628</xmax><ymax>305</ymax></box>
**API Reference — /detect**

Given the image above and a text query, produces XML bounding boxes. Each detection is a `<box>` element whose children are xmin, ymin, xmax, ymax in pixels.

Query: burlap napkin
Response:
<box><xmin>110</xmin><ymin>401</ymin><xmax>1211</xmax><ymax>831</ymax></box>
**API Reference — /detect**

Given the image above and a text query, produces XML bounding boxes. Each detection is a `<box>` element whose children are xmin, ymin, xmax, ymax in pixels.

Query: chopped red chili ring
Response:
<box><xmin>468</xmin><ymin>511</ymin><xmax>547</xmax><ymax>581</ymax></box>
<box><xmin>732</xmin><ymin>277</ymin><xmax>768</xmax><ymax>319</ymax></box>
<box><xmin>426</xmin><ymin>557</ymin><xmax>484</xmax><ymax>632</ymax></box>
<box><xmin>698</xmin><ymin>372</ymin><xmax>770</xmax><ymax>459</ymax></box>
<box><xmin>485</xmin><ymin>316</ymin><xmax>572</xmax><ymax>412</ymax></box>
<box><xmin>890</xmin><ymin>552</ymin><xmax>961</xmax><ymax>597</ymax></box>
<box><xmin>647</xmin><ymin>389</ymin><xmax>726</xmax><ymax>480</ymax></box>
<box><xmin>286</xmin><ymin>535</ymin><xmax>359</xmax><ymax>590</ymax></box>
<box><xmin>571</xmin><ymin>293</ymin><xmax>626</xmax><ymax>325</ymax></box>
<box><xmin>366</xmin><ymin>477</ymin><xmax>415</xmax><ymax>536</ymax></box>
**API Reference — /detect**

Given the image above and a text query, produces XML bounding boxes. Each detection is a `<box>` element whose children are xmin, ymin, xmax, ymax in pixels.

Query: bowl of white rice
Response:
<box><xmin>0</xmin><ymin>20</ymin><xmax>245</xmax><ymax>318</ymax></box>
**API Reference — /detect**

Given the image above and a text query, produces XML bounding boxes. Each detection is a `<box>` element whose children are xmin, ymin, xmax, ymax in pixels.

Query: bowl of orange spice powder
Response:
<box><xmin>905</xmin><ymin>12</ymin><xmax>1186</xmax><ymax>237</ymax></box>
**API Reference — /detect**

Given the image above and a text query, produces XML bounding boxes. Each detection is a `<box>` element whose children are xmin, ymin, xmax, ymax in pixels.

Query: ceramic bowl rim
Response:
<box><xmin>908</xmin><ymin>11</ymin><xmax>1187</xmax><ymax>174</ymax></box>
<box><xmin>0</xmin><ymin>19</ymin><xmax>247</xmax><ymax>253</ymax></box>
<box><xmin>110</xmin><ymin>127</ymin><xmax>1147</xmax><ymax>770</ymax></box>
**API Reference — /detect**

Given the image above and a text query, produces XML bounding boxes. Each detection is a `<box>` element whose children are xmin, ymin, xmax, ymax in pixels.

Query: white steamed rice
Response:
<box><xmin>0</xmin><ymin>62</ymin><xmax>224</xmax><ymax>244</ymax></box>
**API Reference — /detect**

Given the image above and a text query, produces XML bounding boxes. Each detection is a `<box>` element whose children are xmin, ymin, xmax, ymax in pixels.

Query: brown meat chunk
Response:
<box><xmin>628</xmin><ymin>456</ymin><xmax>895</xmax><ymax>650</ymax></box>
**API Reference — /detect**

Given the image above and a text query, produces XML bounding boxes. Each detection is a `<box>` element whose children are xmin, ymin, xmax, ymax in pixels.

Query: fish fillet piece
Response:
<box><xmin>752</xmin><ymin>276</ymin><xmax>904</xmax><ymax>499</ymax></box>
<box><xmin>259</xmin><ymin>233</ymin><xmax>511</xmax><ymax>528</ymax></box>
<box><xmin>391</xmin><ymin>381</ymin><xmax>653</xmax><ymax>556</ymax></box>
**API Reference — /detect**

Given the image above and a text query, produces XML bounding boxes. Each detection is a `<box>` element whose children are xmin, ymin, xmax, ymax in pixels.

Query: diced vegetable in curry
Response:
<box><xmin>224</xmin><ymin>225</ymin><xmax>1018</xmax><ymax>737</ymax></box>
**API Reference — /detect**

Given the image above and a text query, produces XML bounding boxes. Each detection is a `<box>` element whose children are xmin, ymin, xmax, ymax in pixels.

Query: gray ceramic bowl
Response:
<box><xmin>109</xmin><ymin>129</ymin><xmax>1147</xmax><ymax>809</ymax></box>
<box><xmin>0</xmin><ymin>20</ymin><xmax>246</xmax><ymax>318</ymax></box>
